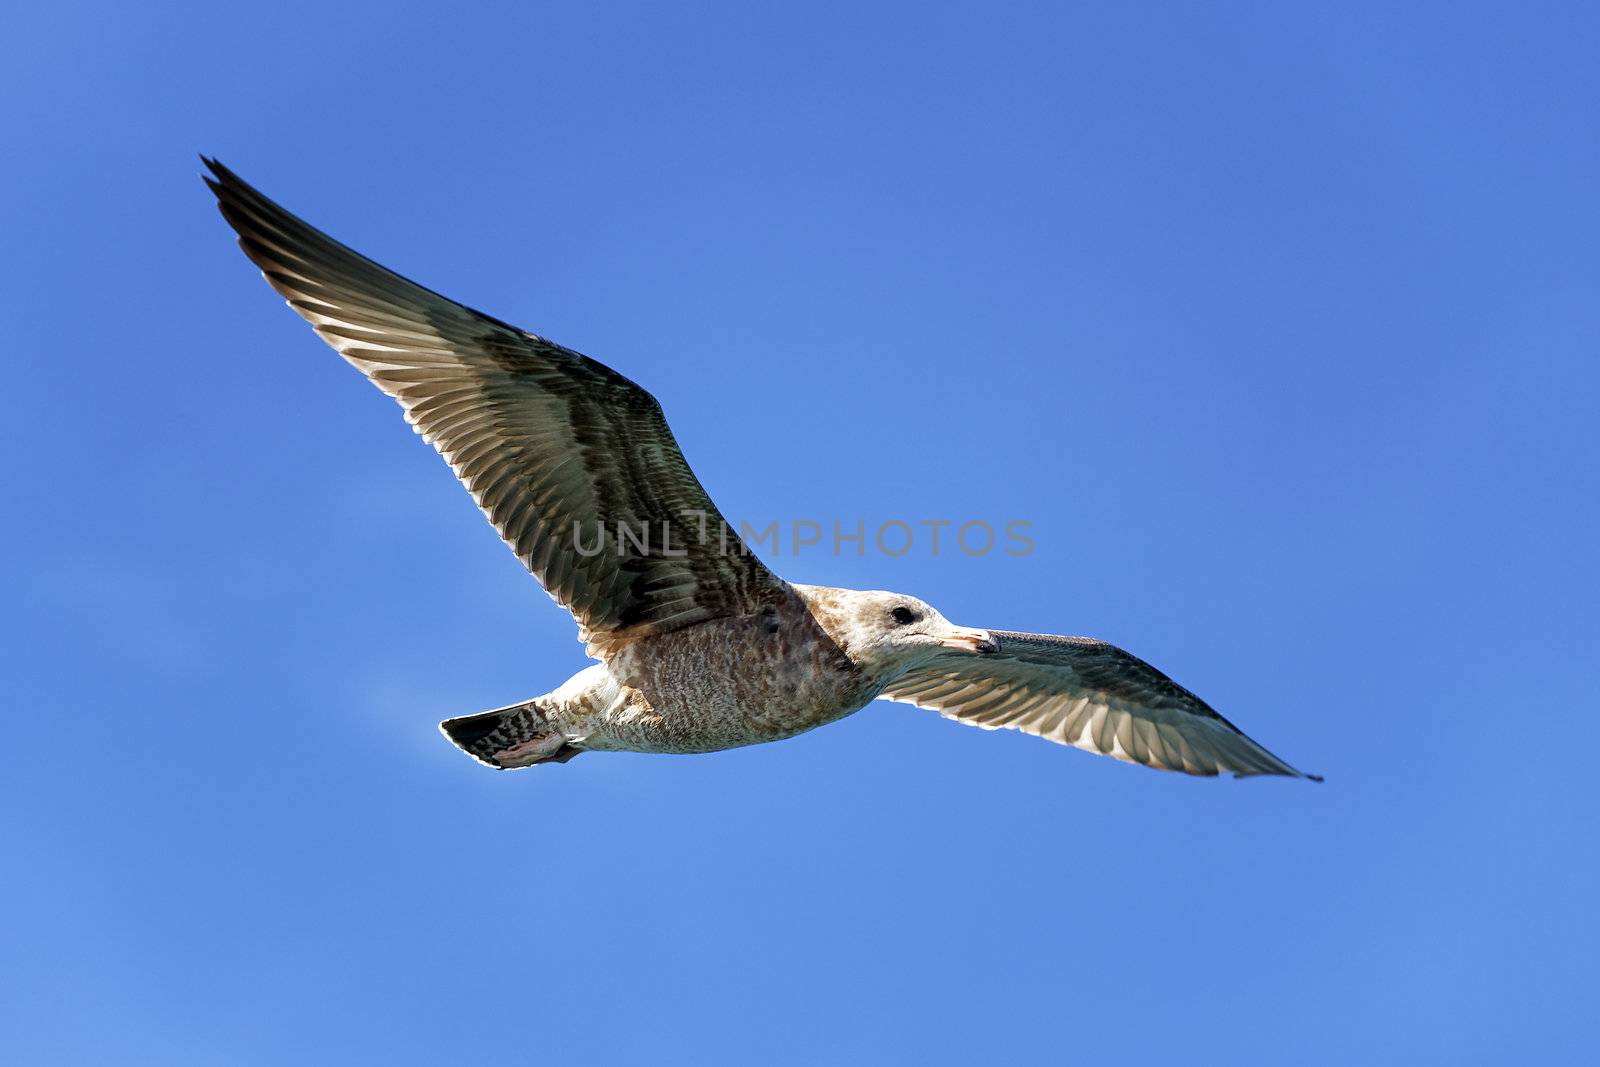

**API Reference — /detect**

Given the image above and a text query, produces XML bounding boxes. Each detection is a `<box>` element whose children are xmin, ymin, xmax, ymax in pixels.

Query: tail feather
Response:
<box><xmin>439</xmin><ymin>699</ymin><xmax>582</xmax><ymax>769</ymax></box>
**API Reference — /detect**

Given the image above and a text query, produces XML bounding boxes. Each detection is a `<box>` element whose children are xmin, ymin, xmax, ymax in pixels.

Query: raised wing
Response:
<box><xmin>203</xmin><ymin>158</ymin><xmax>789</xmax><ymax>655</ymax></box>
<box><xmin>885</xmin><ymin>630</ymin><xmax>1317</xmax><ymax>779</ymax></box>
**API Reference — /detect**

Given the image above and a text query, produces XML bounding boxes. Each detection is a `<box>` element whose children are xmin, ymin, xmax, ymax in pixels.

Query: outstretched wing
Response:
<box><xmin>884</xmin><ymin>630</ymin><xmax>1317</xmax><ymax>779</ymax></box>
<box><xmin>203</xmin><ymin>158</ymin><xmax>789</xmax><ymax>654</ymax></box>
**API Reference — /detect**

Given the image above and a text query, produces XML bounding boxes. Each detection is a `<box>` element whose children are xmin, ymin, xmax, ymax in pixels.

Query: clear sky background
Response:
<box><xmin>4</xmin><ymin>2</ymin><xmax>1597</xmax><ymax>1063</ymax></box>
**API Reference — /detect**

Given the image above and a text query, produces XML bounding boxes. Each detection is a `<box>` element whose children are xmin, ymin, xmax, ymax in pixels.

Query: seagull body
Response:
<box><xmin>204</xmin><ymin>159</ymin><xmax>1317</xmax><ymax>780</ymax></box>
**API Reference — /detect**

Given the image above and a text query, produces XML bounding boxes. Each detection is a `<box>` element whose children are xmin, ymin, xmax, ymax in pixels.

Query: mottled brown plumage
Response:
<box><xmin>203</xmin><ymin>159</ymin><xmax>1317</xmax><ymax>780</ymax></box>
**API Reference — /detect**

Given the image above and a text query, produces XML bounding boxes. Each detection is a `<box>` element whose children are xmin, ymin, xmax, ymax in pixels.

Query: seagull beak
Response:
<box><xmin>939</xmin><ymin>626</ymin><xmax>999</xmax><ymax>654</ymax></box>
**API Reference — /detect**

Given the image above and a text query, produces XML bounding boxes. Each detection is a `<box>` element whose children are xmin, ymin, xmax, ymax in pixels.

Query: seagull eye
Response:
<box><xmin>890</xmin><ymin>606</ymin><xmax>918</xmax><ymax>626</ymax></box>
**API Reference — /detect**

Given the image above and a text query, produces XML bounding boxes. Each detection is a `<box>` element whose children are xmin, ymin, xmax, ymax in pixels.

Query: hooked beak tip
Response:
<box><xmin>939</xmin><ymin>628</ymin><xmax>999</xmax><ymax>654</ymax></box>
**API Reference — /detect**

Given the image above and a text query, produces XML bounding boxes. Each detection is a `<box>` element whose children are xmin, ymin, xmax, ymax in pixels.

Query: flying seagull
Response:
<box><xmin>203</xmin><ymin>158</ymin><xmax>1317</xmax><ymax>780</ymax></box>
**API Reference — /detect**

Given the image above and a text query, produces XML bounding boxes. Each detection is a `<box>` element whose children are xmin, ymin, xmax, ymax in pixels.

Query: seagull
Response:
<box><xmin>203</xmin><ymin>158</ymin><xmax>1318</xmax><ymax>780</ymax></box>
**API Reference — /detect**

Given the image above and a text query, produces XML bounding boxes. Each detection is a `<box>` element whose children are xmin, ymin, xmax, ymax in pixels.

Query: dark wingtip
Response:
<box><xmin>199</xmin><ymin>156</ymin><xmax>246</xmax><ymax>195</ymax></box>
<box><xmin>199</xmin><ymin>155</ymin><xmax>228</xmax><ymax>196</ymax></box>
<box><xmin>1305</xmin><ymin>772</ymin><xmax>1325</xmax><ymax>783</ymax></box>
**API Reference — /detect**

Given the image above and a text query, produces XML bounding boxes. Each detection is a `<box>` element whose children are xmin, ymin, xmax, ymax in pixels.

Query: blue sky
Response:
<box><xmin>5</xmin><ymin>2</ymin><xmax>1597</xmax><ymax>1062</ymax></box>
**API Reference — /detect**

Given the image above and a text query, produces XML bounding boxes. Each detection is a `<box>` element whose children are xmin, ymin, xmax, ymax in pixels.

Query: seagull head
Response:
<box><xmin>796</xmin><ymin>585</ymin><xmax>998</xmax><ymax>676</ymax></box>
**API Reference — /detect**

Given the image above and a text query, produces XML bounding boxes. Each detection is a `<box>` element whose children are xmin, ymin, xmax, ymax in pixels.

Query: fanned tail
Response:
<box><xmin>439</xmin><ymin>700</ymin><xmax>582</xmax><ymax>770</ymax></box>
